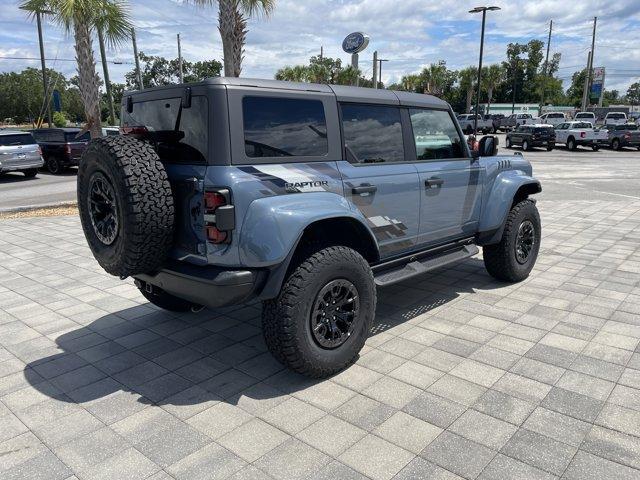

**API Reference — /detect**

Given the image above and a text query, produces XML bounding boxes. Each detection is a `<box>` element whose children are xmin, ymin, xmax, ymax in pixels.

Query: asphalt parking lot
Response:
<box><xmin>0</xmin><ymin>169</ymin><xmax>78</xmax><ymax>212</ymax></box>
<box><xmin>0</xmin><ymin>144</ymin><xmax>639</xmax><ymax>480</ymax></box>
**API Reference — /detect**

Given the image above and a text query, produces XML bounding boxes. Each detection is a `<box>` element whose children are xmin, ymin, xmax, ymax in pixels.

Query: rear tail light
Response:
<box><xmin>37</xmin><ymin>146</ymin><xmax>42</xmax><ymax>156</ymax></box>
<box><xmin>64</xmin><ymin>144</ymin><xmax>72</xmax><ymax>154</ymax></box>
<box><xmin>580</xmin><ymin>132</ymin><xmax>586</xmax><ymax>138</ymax></box>
<box><xmin>624</xmin><ymin>134</ymin><xmax>631</xmax><ymax>139</ymax></box>
<box><xmin>203</xmin><ymin>189</ymin><xmax>234</xmax><ymax>244</ymax></box>
<box><xmin>120</xmin><ymin>125</ymin><xmax>149</xmax><ymax>138</ymax></box>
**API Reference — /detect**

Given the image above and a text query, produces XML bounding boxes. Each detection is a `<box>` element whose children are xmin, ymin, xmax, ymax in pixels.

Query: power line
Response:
<box><xmin>0</xmin><ymin>55</ymin><xmax>133</xmax><ymax>65</ymax></box>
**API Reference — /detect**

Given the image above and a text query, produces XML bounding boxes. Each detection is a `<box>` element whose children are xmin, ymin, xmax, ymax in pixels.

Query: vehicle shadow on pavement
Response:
<box><xmin>23</xmin><ymin>258</ymin><xmax>499</xmax><ymax>409</ymax></box>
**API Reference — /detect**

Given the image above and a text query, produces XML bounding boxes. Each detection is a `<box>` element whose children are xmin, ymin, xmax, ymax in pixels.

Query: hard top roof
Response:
<box><xmin>0</xmin><ymin>129</ymin><xmax>33</xmax><ymax>135</ymax></box>
<box><xmin>128</xmin><ymin>77</ymin><xmax>449</xmax><ymax>109</ymax></box>
<box><xmin>32</xmin><ymin>127</ymin><xmax>82</xmax><ymax>132</ymax></box>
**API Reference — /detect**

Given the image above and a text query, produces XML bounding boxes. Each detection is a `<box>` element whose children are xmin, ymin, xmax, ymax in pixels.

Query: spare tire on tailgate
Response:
<box><xmin>77</xmin><ymin>135</ymin><xmax>174</xmax><ymax>278</ymax></box>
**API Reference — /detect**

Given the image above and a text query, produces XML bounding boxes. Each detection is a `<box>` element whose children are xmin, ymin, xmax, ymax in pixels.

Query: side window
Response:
<box><xmin>340</xmin><ymin>104</ymin><xmax>404</xmax><ymax>163</ymax></box>
<box><xmin>242</xmin><ymin>96</ymin><xmax>328</xmax><ymax>158</ymax></box>
<box><xmin>122</xmin><ymin>96</ymin><xmax>209</xmax><ymax>163</ymax></box>
<box><xmin>409</xmin><ymin>108</ymin><xmax>465</xmax><ymax>160</ymax></box>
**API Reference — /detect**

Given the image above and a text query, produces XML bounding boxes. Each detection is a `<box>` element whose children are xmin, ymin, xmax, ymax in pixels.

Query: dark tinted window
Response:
<box><xmin>65</xmin><ymin>131</ymin><xmax>90</xmax><ymax>142</ymax></box>
<box><xmin>243</xmin><ymin>96</ymin><xmax>327</xmax><ymax>158</ymax></box>
<box><xmin>341</xmin><ymin>104</ymin><xmax>403</xmax><ymax>163</ymax></box>
<box><xmin>122</xmin><ymin>96</ymin><xmax>208</xmax><ymax>163</ymax></box>
<box><xmin>608</xmin><ymin>113</ymin><xmax>626</xmax><ymax>119</ymax></box>
<box><xmin>32</xmin><ymin>130</ymin><xmax>64</xmax><ymax>142</ymax></box>
<box><xmin>0</xmin><ymin>133</ymin><xmax>36</xmax><ymax>146</ymax></box>
<box><xmin>409</xmin><ymin>108</ymin><xmax>464</xmax><ymax>160</ymax></box>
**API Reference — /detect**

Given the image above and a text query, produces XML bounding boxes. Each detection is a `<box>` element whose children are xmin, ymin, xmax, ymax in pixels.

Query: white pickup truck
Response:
<box><xmin>554</xmin><ymin>121</ymin><xmax>609</xmax><ymax>151</ymax></box>
<box><xmin>456</xmin><ymin>114</ymin><xmax>493</xmax><ymax>134</ymax></box>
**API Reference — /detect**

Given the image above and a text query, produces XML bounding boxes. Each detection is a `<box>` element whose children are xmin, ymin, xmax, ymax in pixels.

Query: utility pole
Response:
<box><xmin>511</xmin><ymin>59</ymin><xmax>518</xmax><ymax>114</ymax></box>
<box><xmin>587</xmin><ymin>17</ymin><xmax>597</xmax><ymax>107</ymax></box>
<box><xmin>372</xmin><ymin>51</ymin><xmax>378</xmax><ymax>89</ymax></box>
<box><xmin>98</xmin><ymin>27</ymin><xmax>116</xmax><ymax>126</ymax></box>
<box><xmin>581</xmin><ymin>50</ymin><xmax>591</xmax><ymax>112</ymax></box>
<box><xmin>319</xmin><ymin>46</ymin><xmax>323</xmax><ymax>62</ymax></box>
<box><xmin>378</xmin><ymin>59</ymin><xmax>388</xmax><ymax>87</ymax></box>
<box><xmin>540</xmin><ymin>19</ymin><xmax>552</xmax><ymax>110</ymax></box>
<box><xmin>177</xmin><ymin>33</ymin><xmax>184</xmax><ymax>84</ymax></box>
<box><xmin>36</xmin><ymin>11</ymin><xmax>52</xmax><ymax>127</ymax></box>
<box><xmin>131</xmin><ymin>28</ymin><xmax>143</xmax><ymax>90</ymax></box>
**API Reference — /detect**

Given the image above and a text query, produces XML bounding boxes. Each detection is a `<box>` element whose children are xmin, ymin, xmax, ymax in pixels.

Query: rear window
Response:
<box><xmin>122</xmin><ymin>96</ymin><xmax>208</xmax><ymax>163</ymax></box>
<box><xmin>575</xmin><ymin>113</ymin><xmax>594</xmax><ymax>118</ymax></box>
<box><xmin>242</xmin><ymin>96</ymin><xmax>328</xmax><ymax>158</ymax></box>
<box><xmin>0</xmin><ymin>133</ymin><xmax>36</xmax><ymax>146</ymax></box>
<box><xmin>608</xmin><ymin>113</ymin><xmax>626</xmax><ymax>119</ymax></box>
<box><xmin>534</xmin><ymin>127</ymin><xmax>554</xmax><ymax>134</ymax></box>
<box><xmin>549</xmin><ymin>113</ymin><xmax>564</xmax><ymax>118</ymax></box>
<box><xmin>574</xmin><ymin>122</ymin><xmax>593</xmax><ymax>129</ymax></box>
<box><xmin>32</xmin><ymin>130</ymin><xmax>64</xmax><ymax>142</ymax></box>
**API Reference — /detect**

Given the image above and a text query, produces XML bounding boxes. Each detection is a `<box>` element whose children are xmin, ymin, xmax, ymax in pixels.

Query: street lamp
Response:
<box><xmin>469</xmin><ymin>6</ymin><xmax>500</xmax><ymax>134</ymax></box>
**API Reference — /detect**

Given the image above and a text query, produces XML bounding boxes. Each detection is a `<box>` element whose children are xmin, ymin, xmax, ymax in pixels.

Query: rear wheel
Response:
<box><xmin>567</xmin><ymin>137</ymin><xmax>576</xmax><ymax>151</ymax></box>
<box><xmin>546</xmin><ymin>143</ymin><xmax>554</xmax><ymax>151</ymax></box>
<box><xmin>483</xmin><ymin>199</ymin><xmax>541</xmax><ymax>282</ymax></box>
<box><xmin>262</xmin><ymin>245</ymin><xmax>376</xmax><ymax>378</ymax></box>
<box><xmin>46</xmin><ymin>156</ymin><xmax>63</xmax><ymax>174</ymax></box>
<box><xmin>522</xmin><ymin>139</ymin><xmax>530</xmax><ymax>151</ymax></box>
<box><xmin>505</xmin><ymin>136</ymin><xmax>512</xmax><ymax>148</ymax></box>
<box><xmin>612</xmin><ymin>138</ymin><xmax>621</xmax><ymax>150</ymax></box>
<box><xmin>592</xmin><ymin>145</ymin><xmax>599</xmax><ymax>151</ymax></box>
<box><xmin>23</xmin><ymin>169</ymin><xmax>38</xmax><ymax>178</ymax></box>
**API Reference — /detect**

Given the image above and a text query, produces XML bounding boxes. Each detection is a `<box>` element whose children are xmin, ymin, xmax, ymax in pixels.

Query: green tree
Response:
<box><xmin>192</xmin><ymin>0</ymin><xmax>275</xmax><ymax>77</ymax></box>
<box><xmin>274</xmin><ymin>56</ymin><xmax>367</xmax><ymax>87</ymax></box>
<box><xmin>21</xmin><ymin>0</ymin><xmax>132</xmax><ymax>138</ymax></box>
<box><xmin>459</xmin><ymin>66</ymin><xmax>477</xmax><ymax>113</ymax></box>
<box><xmin>124</xmin><ymin>52</ymin><xmax>222</xmax><ymax>89</ymax></box>
<box><xmin>565</xmin><ymin>69</ymin><xmax>588</xmax><ymax>107</ymax></box>
<box><xmin>419</xmin><ymin>61</ymin><xmax>457</xmax><ymax>98</ymax></box>
<box><xmin>52</xmin><ymin>111</ymin><xmax>67</xmax><ymax>127</ymax></box>
<box><xmin>481</xmin><ymin>64</ymin><xmax>504</xmax><ymax>113</ymax></box>
<box><xmin>627</xmin><ymin>82</ymin><xmax>640</xmax><ymax>106</ymax></box>
<box><xmin>602</xmin><ymin>89</ymin><xmax>620</xmax><ymax>106</ymax></box>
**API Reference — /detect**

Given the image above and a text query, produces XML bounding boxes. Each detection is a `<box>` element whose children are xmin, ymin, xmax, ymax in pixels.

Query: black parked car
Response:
<box><xmin>31</xmin><ymin>127</ymin><xmax>90</xmax><ymax>174</ymax></box>
<box><xmin>505</xmin><ymin>125</ymin><xmax>555</xmax><ymax>151</ymax></box>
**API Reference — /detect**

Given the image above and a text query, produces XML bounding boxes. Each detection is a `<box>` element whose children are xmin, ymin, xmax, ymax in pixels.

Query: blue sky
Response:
<box><xmin>2</xmin><ymin>0</ymin><xmax>640</xmax><ymax>95</ymax></box>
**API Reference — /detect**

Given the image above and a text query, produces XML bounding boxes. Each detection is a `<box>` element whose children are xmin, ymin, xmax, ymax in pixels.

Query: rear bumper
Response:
<box><xmin>0</xmin><ymin>158</ymin><xmax>44</xmax><ymax>172</ymax></box>
<box><xmin>134</xmin><ymin>261</ymin><xmax>265</xmax><ymax>308</ymax></box>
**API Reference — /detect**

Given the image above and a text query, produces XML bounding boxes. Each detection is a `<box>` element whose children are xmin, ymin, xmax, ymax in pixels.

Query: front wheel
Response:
<box><xmin>522</xmin><ymin>140</ymin><xmax>530</xmax><ymax>151</ymax></box>
<box><xmin>505</xmin><ymin>137</ymin><xmax>512</xmax><ymax>148</ymax></box>
<box><xmin>612</xmin><ymin>139</ymin><xmax>621</xmax><ymax>151</ymax></box>
<box><xmin>546</xmin><ymin>143</ymin><xmax>554</xmax><ymax>151</ymax></box>
<box><xmin>567</xmin><ymin>138</ymin><xmax>576</xmax><ymax>151</ymax></box>
<box><xmin>483</xmin><ymin>199</ymin><xmax>541</xmax><ymax>282</ymax></box>
<box><xmin>23</xmin><ymin>169</ymin><xmax>38</xmax><ymax>178</ymax></box>
<box><xmin>592</xmin><ymin>145</ymin><xmax>599</xmax><ymax>151</ymax></box>
<box><xmin>262</xmin><ymin>246</ymin><xmax>376</xmax><ymax>378</ymax></box>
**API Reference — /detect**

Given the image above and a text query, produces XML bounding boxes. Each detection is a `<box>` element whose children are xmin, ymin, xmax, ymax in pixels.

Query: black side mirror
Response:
<box><xmin>478</xmin><ymin>135</ymin><xmax>498</xmax><ymax>157</ymax></box>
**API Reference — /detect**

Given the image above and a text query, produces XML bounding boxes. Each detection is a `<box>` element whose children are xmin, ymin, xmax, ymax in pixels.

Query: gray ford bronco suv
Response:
<box><xmin>77</xmin><ymin>78</ymin><xmax>541</xmax><ymax>378</ymax></box>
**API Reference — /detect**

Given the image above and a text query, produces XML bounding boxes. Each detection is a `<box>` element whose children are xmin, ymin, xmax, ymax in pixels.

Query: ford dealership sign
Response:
<box><xmin>342</xmin><ymin>32</ymin><xmax>369</xmax><ymax>54</ymax></box>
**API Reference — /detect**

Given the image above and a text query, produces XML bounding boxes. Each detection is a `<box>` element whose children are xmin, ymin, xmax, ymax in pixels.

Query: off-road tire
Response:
<box><xmin>483</xmin><ymin>199</ymin><xmax>541</xmax><ymax>282</ymax></box>
<box><xmin>23</xmin><ymin>169</ymin><xmax>38</xmax><ymax>178</ymax></box>
<box><xmin>139</xmin><ymin>286</ymin><xmax>198</xmax><ymax>312</ymax></box>
<box><xmin>262</xmin><ymin>246</ymin><xmax>376</xmax><ymax>378</ymax></box>
<box><xmin>77</xmin><ymin>135</ymin><xmax>174</xmax><ymax>278</ymax></box>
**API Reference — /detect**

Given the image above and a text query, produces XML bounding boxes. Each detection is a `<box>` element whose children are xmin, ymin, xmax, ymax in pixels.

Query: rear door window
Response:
<box><xmin>242</xmin><ymin>96</ymin><xmax>328</xmax><ymax>158</ymax></box>
<box><xmin>122</xmin><ymin>96</ymin><xmax>208</xmax><ymax>163</ymax></box>
<box><xmin>64</xmin><ymin>131</ymin><xmax>90</xmax><ymax>142</ymax></box>
<box><xmin>340</xmin><ymin>104</ymin><xmax>404</xmax><ymax>163</ymax></box>
<box><xmin>409</xmin><ymin>108</ymin><xmax>465</xmax><ymax>160</ymax></box>
<box><xmin>0</xmin><ymin>134</ymin><xmax>36</xmax><ymax>146</ymax></box>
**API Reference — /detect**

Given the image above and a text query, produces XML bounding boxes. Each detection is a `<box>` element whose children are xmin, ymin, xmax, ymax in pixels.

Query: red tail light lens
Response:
<box><xmin>37</xmin><ymin>146</ymin><xmax>42</xmax><ymax>156</ymax></box>
<box><xmin>206</xmin><ymin>226</ymin><xmax>227</xmax><ymax>243</ymax></box>
<box><xmin>64</xmin><ymin>144</ymin><xmax>72</xmax><ymax>154</ymax></box>
<box><xmin>580</xmin><ymin>132</ymin><xmax>586</xmax><ymax>138</ymax></box>
<box><xmin>204</xmin><ymin>192</ymin><xmax>227</xmax><ymax>211</ymax></box>
<box><xmin>120</xmin><ymin>125</ymin><xmax>149</xmax><ymax>137</ymax></box>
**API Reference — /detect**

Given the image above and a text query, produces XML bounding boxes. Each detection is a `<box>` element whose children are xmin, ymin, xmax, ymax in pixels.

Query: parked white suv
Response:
<box><xmin>575</xmin><ymin>112</ymin><xmax>596</xmax><ymax>123</ymax></box>
<box><xmin>539</xmin><ymin>112</ymin><xmax>566</xmax><ymax>126</ymax></box>
<box><xmin>604</xmin><ymin>112</ymin><xmax>628</xmax><ymax>126</ymax></box>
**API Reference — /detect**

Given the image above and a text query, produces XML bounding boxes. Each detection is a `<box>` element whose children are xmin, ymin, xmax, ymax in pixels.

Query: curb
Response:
<box><xmin>0</xmin><ymin>201</ymin><xmax>78</xmax><ymax>214</ymax></box>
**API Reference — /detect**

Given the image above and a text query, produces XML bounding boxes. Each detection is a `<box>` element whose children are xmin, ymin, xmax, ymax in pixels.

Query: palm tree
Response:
<box><xmin>482</xmin><ymin>64</ymin><xmax>504</xmax><ymax>114</ymax></box>
<box><xmin>275</xmin><ymin>65</ymin><xmax>308</xmax><ymax>82</ymax></box>
<box><xmin>459</xmin><ymin>66</ymin><xmax>477</xmax><ymax>113</ymax></box>
<box><xmin>193</xmin><ymin>0</ymin><xmax>275</xmax><ymax>77</ymax></box>
<box><xmin>21</xmin><ymin>0</ymin><xmax>131</xmax><ymax>138</ymax></box>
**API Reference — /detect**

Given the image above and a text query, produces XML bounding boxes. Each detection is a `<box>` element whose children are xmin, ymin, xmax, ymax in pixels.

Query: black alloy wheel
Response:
<box><xmin>515</xmin><ymin>219</ymin><xmax>535</xmax><ymax>264</ymax></box>
<box><xmin>47</xmin><ymin>157</ymin><xmax>61</xmax><ymax>174</ymax></box>
<box><xmin>310</xmin><ymin>279</ymin><xmax>360</xmax><ymax>349</ymax></box>
<box><xmin>88</xmin><ymin>172</ymin><xmax>119</xmax><ymax>245</ymax></box>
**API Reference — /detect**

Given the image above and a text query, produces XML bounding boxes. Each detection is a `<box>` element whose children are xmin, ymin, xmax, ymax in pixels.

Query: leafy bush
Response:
<box><xmin>53</xmin><ymin>111</ymin><xmax>67</xmax><ymax>127</ymax></box>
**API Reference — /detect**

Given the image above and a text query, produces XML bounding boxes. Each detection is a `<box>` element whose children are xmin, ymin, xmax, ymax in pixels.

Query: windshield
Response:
<box><xmin>0</xmin><ymin>133</ymin><xmax>36</xmax><ymax>146</ymax></box>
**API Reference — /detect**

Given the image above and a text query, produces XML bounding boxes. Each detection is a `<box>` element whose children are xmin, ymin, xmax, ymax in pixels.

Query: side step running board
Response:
<box><xmin>373</xmin><ymin>245</ymin><xmax>479</xmax><ymax>287</ymax></box>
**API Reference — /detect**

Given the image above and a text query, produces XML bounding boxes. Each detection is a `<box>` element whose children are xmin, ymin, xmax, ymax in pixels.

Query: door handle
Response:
<box><xmin>425</xmin><ymin>177</ymin><xmax>444</xmax><ymax>188</ymax></box>
<box><xmin>352</xmin><ymin>184</ymin><xmax>377</xmax><ymax>195</ymax></box>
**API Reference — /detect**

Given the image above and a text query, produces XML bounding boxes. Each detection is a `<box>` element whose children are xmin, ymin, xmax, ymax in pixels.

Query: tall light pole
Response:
<box><xmin>469</xmin><ymin>6</ymin><xmax>500</xmax><ymax>134</ymax></box>
<box><xmin>378</xmin><ymin>58</ymin><xmax>388</xmax><ymax>87</ymax></box>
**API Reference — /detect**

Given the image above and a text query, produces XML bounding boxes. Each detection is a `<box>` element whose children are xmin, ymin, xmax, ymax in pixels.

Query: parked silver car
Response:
<box><xmin>0</xmin><ymin>130</ymin><xmax>44</xmax><ymax>178</ymax></box>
